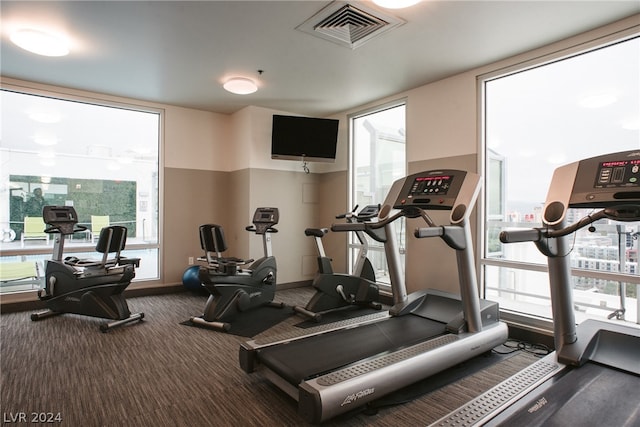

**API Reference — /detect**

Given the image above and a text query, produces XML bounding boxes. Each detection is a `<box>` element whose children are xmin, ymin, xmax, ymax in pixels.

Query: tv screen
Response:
<box><xmin>271</xmin><ymin>115</ymin><xmax>339</xmax><ymax>163</ymax></box>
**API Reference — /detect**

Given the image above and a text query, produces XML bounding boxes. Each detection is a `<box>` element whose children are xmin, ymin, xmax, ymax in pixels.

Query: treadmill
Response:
<box><xmin>432</xmin><ymin>150</ymin><xmax>640</xmax><ymax>426</ymax></box>
<box><xmin>240</xmin><ymin>169</ymin><xmax>509</xmax><ymax>423</ymax></box>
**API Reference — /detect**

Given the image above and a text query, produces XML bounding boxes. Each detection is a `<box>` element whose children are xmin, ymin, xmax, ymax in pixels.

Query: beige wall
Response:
<box><xmin>315</xmin><ymin>170</ymin><xmax>350</xmax><ymax>273</ymax></box>
<box><xmin>248</xmin><ymin>168</ymin><xmax>319</xmax><ymax>284</ymax></box>
<box><xmin>163</xmin><ymin>168</ymin><xmax>230</xmax><ymax>286</ymax></box>
<box><xmin>405</xmin><ymin>154</ymin><xmax>478</xmax><ymax>295</ymax></box>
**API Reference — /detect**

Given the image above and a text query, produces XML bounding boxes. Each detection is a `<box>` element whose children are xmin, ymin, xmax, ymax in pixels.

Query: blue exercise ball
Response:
<box><xmin>182</xmin><ymin>265</ymin><xmax>202</xmax><ymax>291</ymax></box>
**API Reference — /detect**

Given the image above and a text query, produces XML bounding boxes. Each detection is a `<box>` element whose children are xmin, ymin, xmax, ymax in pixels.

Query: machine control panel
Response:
<box><xmin>393</xmin><ymin>169</ymin><xmax>471</xmax><ymax>211</ymax></box>
<box><xmin>252</xmin><ymin>207</ymin><xmax>279</xmax><ymax>225</ymax></box>
<box><xmin>42</xmin><ymin>206</ymin><xmax>81</xmax><ymax>235</ymax></box>
<box><xmin>43</xmin><ymin>205</ymin><xmax>79</xmax><ymax>225</ymax></box>
<box><xmin>250</xmin><ymin>207</ymin><xmax>280</xmax><ymax>235</ymax></box>
<box><xmin>595</xmin><ymin>159</ymin><xmax>640</xmax><ymax>188</ymax></box>
<box><xmin>408</xmin><ymin>175</ymin><xmax>452</xmax><ymax>196</ymax></box>
<box><xmin>567</xmin><ymin>150</ymin><xmax>640</xmax><ymax>208</ymax></box>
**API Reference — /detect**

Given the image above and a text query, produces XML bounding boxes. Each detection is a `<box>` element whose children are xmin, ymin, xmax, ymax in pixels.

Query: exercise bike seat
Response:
<box><xmin>199</xmin><ymin>224</ymin><xmax>254</xmax><ymax>274</ymax></box>
<box><xmin>65</xmin><ymin>226</ymin><xmax>140</xmax><ymax>270</ymax></box>
<box><xmin>305</xmin><ymin>228</ymin><xmax>329</xmax><ymax>238</ymax></box>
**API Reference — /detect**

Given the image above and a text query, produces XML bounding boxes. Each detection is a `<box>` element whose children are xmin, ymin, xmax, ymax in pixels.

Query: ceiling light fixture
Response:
<box><xmin>223</xmin><ymin>77</ymin><xmax>258</xmax><ymax>95</ymax></box>
<box><xmin>28</xmin><ymin>111</ymin><xmax>62</xmax><ymax>123</ymax></box>
<box><xmin>372</xmin><ymin>0</ymin><xmax>421</xmax><ymax>9</ymax></box>
<box><xmin>33</xmin><ymin>135</ymin><xmax>59</xmax><ymax>146</ymax></box>
<box><xmin>579</xmin><ymin>91</ymin><xmax>618</xmax><ymax>109</ymax></box>
<box><xmin>10</xmin><ymin>28</ymin><xmax>70</xmax><ymax>57</ymax></box>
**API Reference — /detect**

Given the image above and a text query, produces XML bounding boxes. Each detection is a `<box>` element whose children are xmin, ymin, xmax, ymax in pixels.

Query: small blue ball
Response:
<box><xmin>182</xmin><ymin>265</ymin><xmax>202</xmax><ymax>291</ymax></box>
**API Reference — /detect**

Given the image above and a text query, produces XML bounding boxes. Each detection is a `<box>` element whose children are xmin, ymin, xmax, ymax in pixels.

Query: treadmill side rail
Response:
<box><xmin>239</xmin><ymin>311</ymin><xmax>391</xmax><ymax>373</ymax></box>
<box><xmin>429</xmin><ymin>352</ymin><xmax>565</xmax><ymax>427</ymax></box>
<box><xmin>298</xmin><ymin>322</ymin><xmax>508</xmax><ymax>423</ymax></box>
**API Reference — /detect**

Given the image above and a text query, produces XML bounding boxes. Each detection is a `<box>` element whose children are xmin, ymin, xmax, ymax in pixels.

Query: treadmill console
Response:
<box><xmin>393</xmin><ymin>170</ymin><xmax>465</xmax><ymax>210</ymax></box>
<box><xmin>543</xmin><ymin>150</ymin><xmax>640</xmax><ymax>226</ymax></box>
<box><xmin>570</xmin><ymin>150</ymin><xmax>640</xmax><ymax>208</ymax></box>
<box><xmin>392</xmin><ymin>169</ymin><xmax>480</xmax><ymax>224</ymax></box>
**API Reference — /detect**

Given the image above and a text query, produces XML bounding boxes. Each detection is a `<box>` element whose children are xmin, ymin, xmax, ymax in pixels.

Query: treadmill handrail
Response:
<box><xmin>331</xmin><ymin>209</ymin><xmax>405</xmax><ymax>243</ymax></box>
<box><xmin>331</xmin><ymin>209</ymin><xmax>406</xmax><ymax>232</ymax></box>
<box><xmin>499</xmin><ymin>208</ymin><xmax>615</xmax><ymax>244</ymax></box>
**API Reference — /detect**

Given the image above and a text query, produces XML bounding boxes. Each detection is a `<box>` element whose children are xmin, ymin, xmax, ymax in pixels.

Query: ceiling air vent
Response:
<box><xmin>297</xmin><ymin>2</ymin><xmax>405</xmax><ymax>49</ymax></box>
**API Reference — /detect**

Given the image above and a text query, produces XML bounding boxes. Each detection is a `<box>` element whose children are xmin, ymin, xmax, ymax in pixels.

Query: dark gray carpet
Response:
<box><xmin>0</xmin><ymin>287</ymin><xmax>539</xmax><ymax>426</ymax></box>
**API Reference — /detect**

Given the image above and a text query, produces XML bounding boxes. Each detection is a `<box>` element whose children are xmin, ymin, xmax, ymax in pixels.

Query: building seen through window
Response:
<box><xmin>482</xmin><ymin>36</ymin><xmax>640</xmax><ymax>325</ymax></box>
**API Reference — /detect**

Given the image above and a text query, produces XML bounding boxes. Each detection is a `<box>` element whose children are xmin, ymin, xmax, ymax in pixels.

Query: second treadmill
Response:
<box><xmin>240</xmin><ymin>169</ymin><xmax>509</xmax><ymax>423</ymax></box>
<box><xmin>431</xmin><ymin>150</ymin><xmax>640</xmax><ymax>426</ymax></box>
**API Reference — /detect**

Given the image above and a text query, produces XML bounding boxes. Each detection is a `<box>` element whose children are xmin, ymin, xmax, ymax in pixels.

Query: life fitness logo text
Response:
<box><xmin>341</xmin><ymin>388</ymin><xmax>375</xmax><ymax>407</ymax></box>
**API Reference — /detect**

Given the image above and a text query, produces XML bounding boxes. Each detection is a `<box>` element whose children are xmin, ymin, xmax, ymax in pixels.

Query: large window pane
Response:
<box><xmin>482</xmin><ymin>36</ymin><xmax>640</xmax><ymax>324</ymax></box>
<box><xmin>0</xmin><ymin>89</ymin><xmax>160</xmax><ymax>294</ymax></box>
<box><xmin>350</xmin><ymin>103</ymin><xmax>406</xmax><ymax>287</ymax></box>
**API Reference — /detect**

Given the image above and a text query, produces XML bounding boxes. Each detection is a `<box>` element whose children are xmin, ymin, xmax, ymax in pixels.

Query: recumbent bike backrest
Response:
<box><xmin>199</xmin><ymin>224</ymin><xmax>228</xmax><ymax>256</ymax></box>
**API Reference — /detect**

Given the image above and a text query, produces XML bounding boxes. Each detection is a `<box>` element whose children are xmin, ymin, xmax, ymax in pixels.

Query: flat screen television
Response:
<box><xmin>271</xmin><ymin>115</ymin><xmax>339</xmax><ymax>163</ymax></box>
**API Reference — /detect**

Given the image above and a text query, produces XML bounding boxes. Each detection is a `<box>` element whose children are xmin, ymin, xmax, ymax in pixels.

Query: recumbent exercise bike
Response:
<box><xmin>31</xmin><ymin>205</ymin><xmax>144</xmax><ymax>332</ymax></box>
<box><xmin>190</xmin><ymin>207</ymin><xmax>284</xmax><ymax>331</ymax></box>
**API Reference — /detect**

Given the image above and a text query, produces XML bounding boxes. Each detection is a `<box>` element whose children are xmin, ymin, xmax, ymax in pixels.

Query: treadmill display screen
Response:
<box><xmin>595</xmin><ymin>159</ymin><xmax>640</xmax><ymax>188</ymax></box>
<box><xmin>408</xmin><ymin>175</ymin><xmax>452</xmax><ymax>196</ymax></box>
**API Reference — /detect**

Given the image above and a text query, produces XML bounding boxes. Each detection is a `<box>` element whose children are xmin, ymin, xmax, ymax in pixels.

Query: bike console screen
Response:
<box><xmin>252</xmin><ymin>207</ymin><xmax>279</xmax><ymax>225</ymax></box>
<box><xmin>43</xmin><ymin>206</ymin><xmax>79</xmax><ymax>225</ymax></box>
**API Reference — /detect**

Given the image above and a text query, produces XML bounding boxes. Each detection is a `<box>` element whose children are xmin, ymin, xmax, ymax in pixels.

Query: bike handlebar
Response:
<box><xmin>245</xmin><ymin>226</ymin><xmax>278</xmax><ymax>233</ymax></box>
<box><xmin>335</xmin><ymin>205</ymin><xmax>358</xmax><ymax>220</ymax></box>
<box><xmin>335</xmin><ymin>204</ymin><xmax>380</xmax><ymax>222</ymax></box>
<box><xmin>44</xmin><ymin>224</ymin><xmax>88</xmax><ymax>234</ymax></box>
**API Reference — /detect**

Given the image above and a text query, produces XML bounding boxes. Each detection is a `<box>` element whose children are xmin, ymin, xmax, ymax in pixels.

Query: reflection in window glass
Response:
<box><xmin>482</xmin><ymin>36</ymin><xmax>640</xmax><ymax>324</ymax></box>
<box><xmin>0</xmin><ymin>89</ymin><xmax>160</xmax><ymax>294</ymax></box>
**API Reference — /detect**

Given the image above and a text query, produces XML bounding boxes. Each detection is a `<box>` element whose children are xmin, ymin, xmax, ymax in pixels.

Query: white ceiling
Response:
<box><xmin>1</xmin><ymin>1</ymin><xmax>639</xmax><ymax>117</ymax></box>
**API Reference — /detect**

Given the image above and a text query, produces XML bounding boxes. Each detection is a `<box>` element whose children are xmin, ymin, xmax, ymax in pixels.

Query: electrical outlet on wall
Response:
<box><xmin>188</xmin><ymin>257</ymin><xmax>194</xmax><ymax>265</ymax></box>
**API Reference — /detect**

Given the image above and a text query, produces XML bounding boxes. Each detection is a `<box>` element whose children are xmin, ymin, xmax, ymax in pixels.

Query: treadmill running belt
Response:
<box><xmin>258</xmin><ymin>315</ymin><xmax>446</xmax><ymax>386</ymax></box>
<box><xmin>496</xmin><ymin>362</ymin><xmax>640</xmax><ymax>426</ymax></box>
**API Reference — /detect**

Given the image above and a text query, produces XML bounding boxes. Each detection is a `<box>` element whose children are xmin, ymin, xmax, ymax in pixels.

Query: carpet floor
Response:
<box><xmin>0</xmin><ymin>287</ymin><xmax>539</xmax><ymax>426</ymax></box>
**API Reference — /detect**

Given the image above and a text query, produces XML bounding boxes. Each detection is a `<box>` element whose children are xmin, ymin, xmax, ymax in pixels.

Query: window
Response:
<box><xmin>349</xmin><ymin>102</ymin><xmax>406</xmax><ymax>289</ymax></box>
<box><xmin>0</xmin><ymin>88</ymin><xmax>160</xmax><ymax>295</ymax></box>
<box><xmin>481</xmin><ymin>35</ymin><xmax>640</xmax><ymax>325</ymax></box>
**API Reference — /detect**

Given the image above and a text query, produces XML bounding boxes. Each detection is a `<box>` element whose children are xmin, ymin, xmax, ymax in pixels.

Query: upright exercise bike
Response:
<box><xmin>190</xmin><ymin>207</ymin><xmax>284</xmax><ymax>331</ymax></box>
<box><xmin>294</xmin><ymin>205</ymin><xmax>383</xmax><ymax>321</ymax></box>
<box><xmin>31</xmin><ymin>206</ymin><xmax>144</xmax><ymax>332</ymax></box>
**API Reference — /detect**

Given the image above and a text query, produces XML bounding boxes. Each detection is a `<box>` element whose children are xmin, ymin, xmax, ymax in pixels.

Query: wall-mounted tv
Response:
<box><xmin>271</xmin><ymin>115</ymin><xmax>339</xmax><ymax>163</ymax></box>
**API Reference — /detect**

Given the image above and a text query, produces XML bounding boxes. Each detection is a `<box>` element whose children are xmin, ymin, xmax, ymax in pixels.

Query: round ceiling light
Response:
<box><xmin>372</xmin><ymin>0</ymin><xmax>421</xmax><ymax>8</ymax></box>
<box><xmin>223</xmin><ymin>77</ymin><xmax>258</xmax><ymax>95</ymax></box>
<box><xmin>10</xmin><ymin>28</ymin><xmax>70</xmax><ymax>57</ymax></box>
